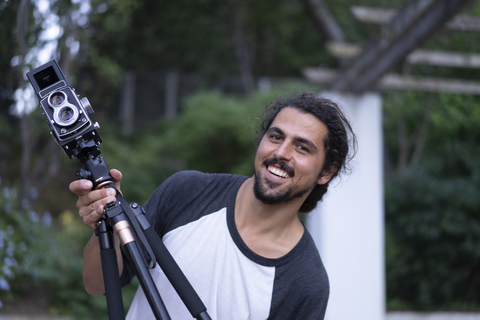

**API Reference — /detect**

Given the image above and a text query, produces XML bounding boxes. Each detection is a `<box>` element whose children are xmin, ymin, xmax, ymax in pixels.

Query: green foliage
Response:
<box><xmin>163</xmin><ymin>90</ymin><xmax>261</xmax><ymax>175</ymax></box>
<box><xmin>85</xmin><ymin>0</ymin><xmax>331</xmax><ymax>78</ymax></box>
<box><xmin>0</xmin><ymin>183</ymin><xmax>138</xmax><ymax>319</ymax></box>
<box><xmin>98</xmin><ymin>120</ymin><xmax>176</xmax><ymax>205</ymax></box>
<box><xmin>386</xmin><ymin>168</ymin><xmax>480</xmax><ymax>310</ymax></box>
<box><xmin>382</xmin><ymin>91</ymin><xmax>431</xmax><ymax>165</ymax></box>
<box><xmin>384</xmin><ymin>92</ymin><xmax>480</xmax><ymax>310</ymax></box>
<box><xmin>0</xmin><ymin>187</ymin><xmax>23</xmax><ymax>308</ymax></box>
<box><xmin>0</xmin><ymin>0</ymin><xmax>18</xmax><ymax>112</ymax></box>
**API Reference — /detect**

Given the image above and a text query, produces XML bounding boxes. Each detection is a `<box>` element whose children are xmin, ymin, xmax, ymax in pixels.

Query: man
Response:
<box><xmin>70</xmin><ymin>91</ymin><xmax>355</xmax><ymax>319</ymax></box>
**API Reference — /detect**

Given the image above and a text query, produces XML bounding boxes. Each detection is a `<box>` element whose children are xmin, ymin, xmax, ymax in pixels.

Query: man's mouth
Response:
<box><xmin>268</xmin><ymin>165</ymin><xmax>292</xmax><ymax>178</ymax></box>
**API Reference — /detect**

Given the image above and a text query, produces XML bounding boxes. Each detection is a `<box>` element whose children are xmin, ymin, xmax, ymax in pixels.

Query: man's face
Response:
<box><xmin>253</xmin><ymin>107</ymin><xmax>332</xmax><ymax>205</ymax></box>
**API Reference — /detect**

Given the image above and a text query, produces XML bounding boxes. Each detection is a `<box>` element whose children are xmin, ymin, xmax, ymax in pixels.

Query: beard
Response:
<box><xmin>253</xmin><ymin>158</ymin><xmax>314</xmax><ymax>205</ymax></box>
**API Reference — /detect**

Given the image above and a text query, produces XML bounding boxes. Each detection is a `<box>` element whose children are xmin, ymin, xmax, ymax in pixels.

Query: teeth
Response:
<box><xmin>268</xmin><ymin>166</ymin><xmax>291</xmax><ymax>178</ymax></box>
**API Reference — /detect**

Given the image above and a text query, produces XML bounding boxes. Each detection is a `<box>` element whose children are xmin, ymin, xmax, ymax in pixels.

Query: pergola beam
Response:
<box><xmin>331</xmin><ymin>0</ymin><xmax>473</xmax><ymax>93</ymax></box>
<box><xmin>301</xmin><ymin>0</ymin><xmax>345</xmax><ymax>42</ymax></box>
<box><xmin>304</xmin><ymin>67</ymin><xmax>480</xmax><ymax>95</ymax></box>
<box><xmin>407</xmin><ymin>49</ymin><xmax>480</xmax><ymax>68</ymax></box>
<box><xmin>326</xmin><ymin>42</ymin><xmax>480</xmax><ymax>69</ymax></box>
<box><xmin>300</xmin><ymin>0</ymin><xmax>349</xmax><ymax>67</ymax></box>
<box><xmin>350</xmin><ymin>6</ymin><xmax>480</xmax><ymax>32</ymax></box>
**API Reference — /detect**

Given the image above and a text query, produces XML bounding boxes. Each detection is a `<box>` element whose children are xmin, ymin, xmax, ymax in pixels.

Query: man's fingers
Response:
<box><xmin>80</xmin><ymin>195</ymin><xmax>117</xmax><ymax>229</ymax></box>
<box><xmin>83</xmin><ymin>206</ymin><xmax>104</xmax><ymax>229</ymax></box>
<box><xmin>110</xmin><ymin>169</ymin><xmax>122</xmax><ymax>182</ymax></box>
<box><xmin>77</xmin><ymin>188</ymin><xmax>117</xmax><ymax>210</ymax></box>
<box><xmin>110</xmin><ymin>169</ymin><xmax>122</xmax><ymax>191</ymax></box>
<box><xmin>69</xmin><ymin>168</ymin><xmax>123</xmax><ymax>230</ymax></box>
<box><xmin>69</xmin><ymin>179</ymin><xmax>93</xmax><ymax>196</ymax></box>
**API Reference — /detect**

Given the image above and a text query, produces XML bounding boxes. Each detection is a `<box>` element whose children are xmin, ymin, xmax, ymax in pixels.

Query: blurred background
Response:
<box><xmin>1</xmin><ymin>0</ymin><xmax>480</xmax><ymax>319</ymax></box>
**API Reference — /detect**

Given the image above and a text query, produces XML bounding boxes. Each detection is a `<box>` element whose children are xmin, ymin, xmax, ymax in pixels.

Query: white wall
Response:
<box><xmin>307</xmin><ymin>92</ymin><xmax>385</xmax><ymax>320</ymax></box>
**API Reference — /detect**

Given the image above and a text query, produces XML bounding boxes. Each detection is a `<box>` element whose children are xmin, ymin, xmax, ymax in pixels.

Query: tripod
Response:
<box><xmin>75</xmin><ymin>142</ymin><xmax>212</xmax><ymax>320</ymax></box>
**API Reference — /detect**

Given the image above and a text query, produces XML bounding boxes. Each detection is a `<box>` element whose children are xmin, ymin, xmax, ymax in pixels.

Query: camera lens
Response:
<box><xmin>49</xmin><ymin>92</ymin><xmax>65</xmax><ymax>106</ymax></box>
<box><xmin>53</xmin><ymin>103</ymin><xmax>79</xmax><ymax>127</ymax></box>
<box><xmin>59</xmin><ymin>107</ymin><xmax>75</xmax><ymax>122</ymax></box>
<box><xmin>49</xmin><ymin>89</ymin><xmax>80</xmax><ymax>128</ymax></box>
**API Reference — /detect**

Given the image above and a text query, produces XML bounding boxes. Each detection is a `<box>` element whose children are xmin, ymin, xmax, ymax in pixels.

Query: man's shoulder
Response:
<box><xmin>156</xmin><ymin>170</ymin><xmax>248</xmax><ymax>204</ymax></box>
<box><xmin>269</xmin><ymin>231</ymin><xmax>329</xmax><ymax>319</ymax></box>
<box><xmin>167</xmin><ymin>170</ymin><xmax>247</xmax><ymax>188</ymax></box>
<box><xmin>148</xmin><ymin>171</ymin><xmax>247</xmax><ymax>231</ymax></box>
<box><xmin>275</xmin><ymin>229</ymin><xmax>328</xmax><ymax>289</ymax></box>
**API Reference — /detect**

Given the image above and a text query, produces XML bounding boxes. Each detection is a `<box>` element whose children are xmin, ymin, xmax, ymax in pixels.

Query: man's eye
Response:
<box><xmin>298</xmin><ymin>145</ymin><xmax>309</xmax><ymax>153</ymax></box>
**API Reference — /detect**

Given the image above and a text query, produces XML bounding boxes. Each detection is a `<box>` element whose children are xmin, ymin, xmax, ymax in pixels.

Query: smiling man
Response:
<box><xmin>70</xmin><ymin>91</ymin><xmax>356</xmax><ymax>319</ymax></box>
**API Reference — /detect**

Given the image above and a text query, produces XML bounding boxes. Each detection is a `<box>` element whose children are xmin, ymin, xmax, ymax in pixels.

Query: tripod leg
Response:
<box><xmin>124</xmin><ymin>201</ymin><xmax>211</xmax><ymax>320</ymax></box>
<box><xmin>123</xmin><ymin>241</ymin><xmax>171</xmax><ymax>320</ymax></box>
<box><xmin>112</xmin><ymin>217</ymin><xmax>171</xmax><ymax>320</ymax></box>
<box><xmin>96</xmin><ymin>219</ymin><xmax>125</xmax><ymax>320</ymax></box>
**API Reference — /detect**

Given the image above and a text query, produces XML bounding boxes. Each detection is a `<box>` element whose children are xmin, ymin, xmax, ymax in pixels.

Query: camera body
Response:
<box><xmin>26</xmin><ymin>60</ymin><xmax>101</xmax><ymax>161</ymax></box>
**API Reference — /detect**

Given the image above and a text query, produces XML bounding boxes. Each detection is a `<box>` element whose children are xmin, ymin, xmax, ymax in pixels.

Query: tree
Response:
<box><xmin>384</xmin><ymin>91</ymin><xmax>480</xmax><ymax>309</ymax></box>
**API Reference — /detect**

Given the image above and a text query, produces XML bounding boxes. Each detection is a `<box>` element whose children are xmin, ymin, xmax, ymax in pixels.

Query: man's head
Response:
<box><xmin>254</xmin><ymin>92</ymin><xmax>356</xmax><ymax>212</ymax></box>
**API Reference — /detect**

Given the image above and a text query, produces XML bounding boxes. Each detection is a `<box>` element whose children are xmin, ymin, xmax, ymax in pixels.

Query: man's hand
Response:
<box><xmin>69</xmin><ymin>169</ymin><xmax>123</xmax><ymax>229</ymax></box>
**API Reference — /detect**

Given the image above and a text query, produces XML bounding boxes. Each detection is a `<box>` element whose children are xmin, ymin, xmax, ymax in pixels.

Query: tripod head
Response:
<box><xmin>75</xmin><ymin>155</ymin><xmax>115</xmax><ymax>190</ymax></box>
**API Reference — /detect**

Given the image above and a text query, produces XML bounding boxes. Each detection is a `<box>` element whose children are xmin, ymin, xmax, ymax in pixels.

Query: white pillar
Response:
<box><xmin>307</xmin><ymin>92</ymin><xmax>385</xmax><ymax>320</ymax></box>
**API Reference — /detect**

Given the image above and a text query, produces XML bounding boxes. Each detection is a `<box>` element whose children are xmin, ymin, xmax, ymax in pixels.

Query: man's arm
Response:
<box><xmin>69</xmin><ymin>169</ymin><xmax>123</xmax><ymax>295</ymax></box>
<box><xmin>82</xmin><ymin>231</ymin><xmax>124</xmax><ymax>295</ymax></box>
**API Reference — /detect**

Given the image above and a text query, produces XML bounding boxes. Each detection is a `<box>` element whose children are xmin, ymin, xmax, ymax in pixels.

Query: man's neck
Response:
<box><xmin>234</xmin><ymin>177</ymin><xmax>305</xmax><ymax>259</ymax></box>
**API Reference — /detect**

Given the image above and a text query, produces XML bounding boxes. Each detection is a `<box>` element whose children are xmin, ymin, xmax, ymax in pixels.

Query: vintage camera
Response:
<box><xmin>26</xmin><ymin>60</ymin><xmax>102</xmax><ymax>162</ymax></box>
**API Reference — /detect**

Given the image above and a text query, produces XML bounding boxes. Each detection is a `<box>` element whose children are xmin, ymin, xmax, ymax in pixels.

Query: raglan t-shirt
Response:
<box><xmin>121</xmin><ymin>170</ymin><xmax>329</xmax><ymax>319</ymax></box>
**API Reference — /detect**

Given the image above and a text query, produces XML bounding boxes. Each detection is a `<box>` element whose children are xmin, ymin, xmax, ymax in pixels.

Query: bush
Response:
<box><xmin>0</xmin><ymin>183</ymin><xmax>137</xmax><ymax>319</ymax></box>
<box><xmin>386</xmin><ymin>167</ymin><xmax>480</xmax><ymax>310</ymax></box>
<box><xmin>384</xmin><ymin>92</ymin><xmax>480</xmax><ymax>310</ymax></box>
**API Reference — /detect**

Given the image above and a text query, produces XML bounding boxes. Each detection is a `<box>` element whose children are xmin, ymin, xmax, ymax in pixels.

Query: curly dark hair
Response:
<box><xmin>255</xmin><ymin>92</ymin><xmax>357</xmax><ymax>212</ymax></box>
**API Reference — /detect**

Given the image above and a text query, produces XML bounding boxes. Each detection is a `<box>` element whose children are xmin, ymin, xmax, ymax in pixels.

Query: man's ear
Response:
<box><xmin>317</xmin><ymin>163</ymin><xmax>338</xmax><ymax>185</ymax></box>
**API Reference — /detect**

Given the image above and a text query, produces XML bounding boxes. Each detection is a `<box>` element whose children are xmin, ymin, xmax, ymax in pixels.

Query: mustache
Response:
<box><xmin>263</xmin><ymin>158</ymin><xmax>295</xmax><ymax>177</ymax></box>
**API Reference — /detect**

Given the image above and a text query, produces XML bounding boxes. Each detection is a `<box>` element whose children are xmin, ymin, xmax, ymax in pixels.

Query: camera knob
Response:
<box><xmin>76</xmin><ymin>169</ymin><xmax>92</xmax><ymax>181</ymax></box>
<box><xmin>80</xmin><ymin>97</ymin><xmax>95</xmax><ymax>115</ymax></box>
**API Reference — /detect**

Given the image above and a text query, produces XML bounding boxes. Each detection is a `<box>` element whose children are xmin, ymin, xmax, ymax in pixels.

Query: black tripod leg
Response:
<box><xmin>96</xmin><ymin>219</ymin><xmax>125</xmax><ymax>320</ymax></box>
<box><xmin>123</xmin><ymin>241</ymin><xmax>171</xmax><ymax>320</ymax></box>
<box><xmin>126</xmin><ymin>201</ymin><xmax>211</xmax><ymax>320</ymax></box>
<box><xmin>111</xmin><ymin>214</ymin><xmax>171</xmax><ymax>320</ymax></box>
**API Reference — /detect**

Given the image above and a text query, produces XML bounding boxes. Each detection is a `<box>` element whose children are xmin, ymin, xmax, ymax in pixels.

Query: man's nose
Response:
<box><xmin>274</xmin><ymin>141</ymin><xmax>293</xmax><ymax>161</ymax></box>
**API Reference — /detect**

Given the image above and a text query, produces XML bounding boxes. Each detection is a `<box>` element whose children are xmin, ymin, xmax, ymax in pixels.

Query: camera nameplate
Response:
<box><xmin>39</xmin><ymin>80</ymin><xmax>68</xmax><ymax>99</ymax></box>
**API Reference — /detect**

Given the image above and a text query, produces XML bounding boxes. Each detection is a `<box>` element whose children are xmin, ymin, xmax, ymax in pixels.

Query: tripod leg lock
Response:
<box><xmin>114</xmin><ymin>220</ymin><xmax>135</xmax><ymax>246</ymax></box>
<box><xmin>130</xmin><ymin>202</ymin><xmax>151</xmax><ymax>231</ymax></box>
